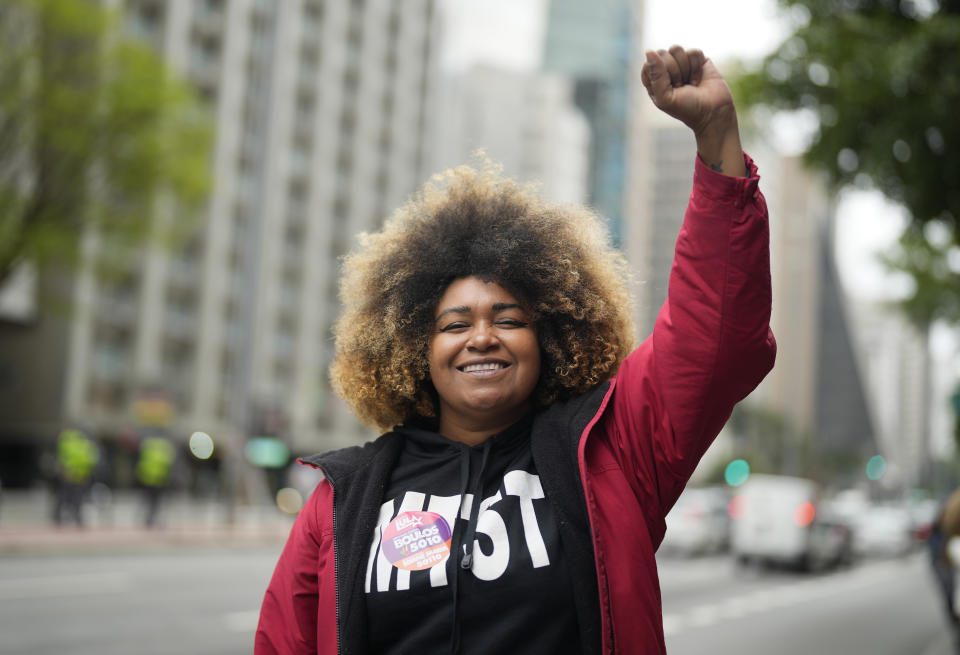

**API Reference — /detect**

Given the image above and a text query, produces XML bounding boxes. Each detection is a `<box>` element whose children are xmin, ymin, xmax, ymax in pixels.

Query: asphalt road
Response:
<box><xmin>0</xmin><ymin>545</ymin><xmax>281</xmax><ymax>655</ymax></box>
<box><xmin>0</xmin><ymin>545</ymin><xmax>953</xmax><ymax>654</ymax></box>
<box><xmin>659</xmin><ymin>551</ymin><xmax>954</xmax><ymax>655</ymax></box>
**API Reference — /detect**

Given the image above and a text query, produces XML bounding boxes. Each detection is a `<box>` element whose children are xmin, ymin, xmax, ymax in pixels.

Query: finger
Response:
<box><xmin>658</xmin><ymin>48</ymin><xmax>682</xmax><ymax>87</ymax></box>
<box><xmin>669</xmin><ymin>45</ymin><xmax>691</xmax><ymax>84</ymax></box>
<box><xmin>687</xmin><ymin>49</ymin><xmax>706</xmax><ymax>86</ymax></box>
<box><xmin>643</xmin><ymin>50</ymin><xmax>672</xmax><ymax>104</ymax></box>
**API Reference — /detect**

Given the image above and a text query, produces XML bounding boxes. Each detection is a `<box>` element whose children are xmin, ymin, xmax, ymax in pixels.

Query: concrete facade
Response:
<box><xmin>0</xmin><ymin>0</ymin><xmax>441</xmax><ymax>482</ymax></box>
<box><xmin>430</xmin><ymin>65</ymin><xmax>590</xmax><ymax>205</ymax></box>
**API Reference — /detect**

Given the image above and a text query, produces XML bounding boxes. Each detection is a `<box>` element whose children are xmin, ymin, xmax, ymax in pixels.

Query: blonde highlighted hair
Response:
<box><xmin>330</xmin><ymin>160</ymin><xmax>636</xmax><ymax>430</ymax></box>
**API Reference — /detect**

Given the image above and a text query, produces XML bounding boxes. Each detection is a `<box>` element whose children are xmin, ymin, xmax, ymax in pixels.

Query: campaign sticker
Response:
<box><xmin>381</xmin><ymin>511</ymin><xmax>452</xmax><ymax>571</ymax></box>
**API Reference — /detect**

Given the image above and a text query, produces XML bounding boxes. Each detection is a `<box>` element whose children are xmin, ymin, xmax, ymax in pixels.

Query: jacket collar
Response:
<box><xmin>299</xmin><ymin>431</ymin><xmax>403</xmax><ymax>489</ymax></box>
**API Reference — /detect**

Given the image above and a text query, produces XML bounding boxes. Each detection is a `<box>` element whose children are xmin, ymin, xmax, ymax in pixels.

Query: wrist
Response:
<box><xmin>695</xmin><ymin>113</ymin><xmax>745</xmax><ymax>177</ymax></box>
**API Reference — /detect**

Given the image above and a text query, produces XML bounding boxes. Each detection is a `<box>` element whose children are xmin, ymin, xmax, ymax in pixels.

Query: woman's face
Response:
<box><xmin>428</xmin><ymin>276</ymin><xmax>540</xmax><ymax>434</ymax></box>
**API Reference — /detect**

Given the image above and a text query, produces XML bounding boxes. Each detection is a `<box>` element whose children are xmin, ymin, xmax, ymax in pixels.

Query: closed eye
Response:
<box><xmin>438</xmin><ymin>322</ymin><xmax>469</xmax><ymax>333</ymax></box>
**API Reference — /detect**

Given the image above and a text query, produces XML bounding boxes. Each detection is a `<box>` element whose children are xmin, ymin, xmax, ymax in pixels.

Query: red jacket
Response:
<box><xmin>256</xmin><ymin>154</ymin><xmax>775</xmax><ymax>654</ymax></box>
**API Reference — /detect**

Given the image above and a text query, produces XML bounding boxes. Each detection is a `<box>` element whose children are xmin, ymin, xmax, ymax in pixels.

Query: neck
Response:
<box><xmin>437</xmin><ymin>408</ymin><xmax>530</xmax><ymax>446</ymax></box>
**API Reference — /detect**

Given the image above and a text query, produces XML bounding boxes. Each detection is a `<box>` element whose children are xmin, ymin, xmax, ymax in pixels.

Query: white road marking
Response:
<box><xmin>688</xmin><ymin>604</ymin><xmax>722</xmax><ymax>627</ymax></box>
<box><xmin>224</xmin><ymin>610</ymin><xmax>260</xmax><ymax>633</ymax></box>
<box><xmin>662</xmin><ymin>614</ymin><xmax>686</xmax><ymax>635</ymax></box>
<box><xmin>662</xmin><ymin>558</ymin><xmax>912</xmax><ymax>637</ymax></box>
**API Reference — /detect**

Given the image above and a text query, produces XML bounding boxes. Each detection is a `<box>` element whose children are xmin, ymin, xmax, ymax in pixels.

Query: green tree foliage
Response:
<box><xmin>725</xmin><ymin>403</ymin><xmax>866</xmax><ymax>485</ymax></box>
<box><xmin>732</xmin><ymin>0</ymin><xmax>960</xmax><ymax>326</ymax></box>
<box><xmin>727</xmin><ymin>404</ymin><xmax>810</xmax><ymax>476</ymax></box>
<box><xmin>0</xmin><ymin>0</ymin><xmax>211</xmax><ymax>288</ymax></box>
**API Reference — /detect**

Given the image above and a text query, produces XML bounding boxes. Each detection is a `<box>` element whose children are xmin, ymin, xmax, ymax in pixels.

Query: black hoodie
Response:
<box><xmin>364</xmin><ymin>416</ymin><xmax>581</xmax><ymax>654</ymax></box>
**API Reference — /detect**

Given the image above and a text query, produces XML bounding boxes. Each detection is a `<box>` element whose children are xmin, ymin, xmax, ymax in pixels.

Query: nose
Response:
<box><xmin>466</xmin><ymin>322</ymin><xmax>499</xmax><ymax>350</ymax></box>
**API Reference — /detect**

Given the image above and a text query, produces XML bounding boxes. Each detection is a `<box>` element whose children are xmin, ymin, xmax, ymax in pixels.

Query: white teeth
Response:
<box><xmin>462</xmin><ymin>362</ymin><xmax>506</xmax><ymax>373</ymax></box>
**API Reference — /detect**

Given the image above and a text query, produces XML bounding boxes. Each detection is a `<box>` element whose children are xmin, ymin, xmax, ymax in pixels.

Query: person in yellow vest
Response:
<box><xmin>136</xmin><ymin>435</ymin><xmax>176</xmax><ymax>528</ymax></box>
<box><xmin>53</xmin><ymin>428</ymin><xmax>100</xmax><ymax>526</ymax></box>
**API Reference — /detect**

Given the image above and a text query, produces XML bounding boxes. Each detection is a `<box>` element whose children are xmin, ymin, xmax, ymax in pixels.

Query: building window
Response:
<box><xmin>190</xmin><ymin>34</ymin><xmax>221</xmax><ymax>71</ymax></box>
<box><xmin>284</xmin><ymin>218</ymin><xmax>305</xmax><ymax>250</ymax></box>
<box><xmin>227</xmin><ymin>244</ymin><xmax>243</xmax><ymax>272</ymax></box>
<box><xmin>375</xmin><ymin>168</ymin><xmax>389</xmax><ymax>194</ymax></box>
<box><xmin>300</xmin><ymin>41</ymin><xmax>321</xmax><ymax>71</ymax></box>
<box><xmin>302</xmin><ymin>1</ymin><xmax>323</xmax><ymax>38</ymax></box>
<box><xmin>387</xmin><ymin>10</ymin><xmax>400</xmax><ymax>39</ymax></box>
<box><xmin>296</xmin><ymin>87</ymin><xmax>315</xmax><ymax>115</ymax></box>
<box><xmin>220</xmin><ymin>347</ymin><xmax>235</xmax><ymax>381</ymax></box>
<box><xmin>377</xmin><ymin>125</ymin><xmax>392</xmax><ymax>154</ymax></box>
<box><xmin>125</xmin><ymin>0</ymin><xmax>165</xmax><ymax>45</ymax></box>
<box><xmin>336</xmin><ymin>150</ymin><xmax>352</xmax><ymax>176</ymax></box>
<box><xmin>87</xmin><ymin>381</ymin><xmax>128</xmax><ymax>412</ymax></box>
<box><xmin>342</xmin><ymin>67</ymin><xmax>359</xmax><ymax>94</ymax></box>
<box><xmin>291</xmin><ymin>143</ymin><xmax>311</xmax><ymax>180</ymax></box>
<box><xmin>339</xmin><ymin>109</ymin><xmax>356</xmax><ymax>137</ymax></box>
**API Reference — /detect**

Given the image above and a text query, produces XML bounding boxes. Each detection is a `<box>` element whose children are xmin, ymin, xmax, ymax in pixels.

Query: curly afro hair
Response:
<box><xmin>330</xmin><ymin>160</ymin><xmax>637</xmax><ymax>431</ymax></box>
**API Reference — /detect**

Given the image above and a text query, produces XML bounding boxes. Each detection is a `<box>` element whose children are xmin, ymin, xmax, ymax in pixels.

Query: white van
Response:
<box><xmin>661</xmin><ymin>486</ymin><xmax>731</xmax><ymax>556</ymax></box>
<box><xmin>730</xmin><ymin>474</ymin><xmax>852</xmax><ymax>571</ymax></box>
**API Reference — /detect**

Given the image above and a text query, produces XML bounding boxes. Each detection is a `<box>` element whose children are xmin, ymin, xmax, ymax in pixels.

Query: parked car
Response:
<box><xmin>853</xmin><ymin>504</ymin><xmax>916</xmax><ymax>557</ymax></box>
<box><xmin>661</xmin><ymin>486</ymin><xmax>730</xmax><ymax>556</ymax></box>
<box><xmin>906</xmin><ymin>497</ymin><xmax>938</xmax><ymax>543</ymax></box>
<box><xmin>730</xmin><ymin>474</ymin><xmax>853</xmax><ymax>571</ymax></box>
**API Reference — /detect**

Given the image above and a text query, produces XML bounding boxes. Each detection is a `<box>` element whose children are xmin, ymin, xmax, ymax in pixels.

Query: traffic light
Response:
<box><xmin>866</xmin><ymin>455</ymin><xmax>886</xmax><ymax>481</ymax></box>
<box><xmin>724</xmin><ymin>459</ymin><xmax>750</xmax><ymax>487</ymax></box>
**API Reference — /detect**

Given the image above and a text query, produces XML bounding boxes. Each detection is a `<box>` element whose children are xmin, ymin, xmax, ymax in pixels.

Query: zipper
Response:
<box><xmin>332</xmin><ymin>489</ymin><xmax>342</xmax><ymax>655</ymax></box>
<box><xmin>301</xmin><ymin>458</ymin><xmax>342</xmax><ymax>655</ymax></box>
<box><xmin>576</xmin><ymin>382</ymin><xmax>617</xmax><ymax>654</ymax></box>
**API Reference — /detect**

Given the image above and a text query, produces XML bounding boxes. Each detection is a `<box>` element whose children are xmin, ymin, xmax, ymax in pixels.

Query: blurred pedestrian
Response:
<box><xmin>931</xmin><ymin>489</ymin><xmax>960</xmax><ymax>654</ymax></box>
<box><xmin>256</xmin><ymin>45</ymin><xmax>776</xmax><ymax>654</ymax></box>
<box><xmin>136</xmin><ymin>434</ymin><xmax>176</xmax><ymax>528</ymax></box>
<box><xmin>52</xmin><ymin>428</ymin><xmax>99</xmax><ymax>526</ymax></box>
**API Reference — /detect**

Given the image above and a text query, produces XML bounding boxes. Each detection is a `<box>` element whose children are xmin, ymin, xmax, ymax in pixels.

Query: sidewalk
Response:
<box><xmin>0</xmin><ymin>487</ymin><xmax>295</xmax><ymax>554</ymax></box>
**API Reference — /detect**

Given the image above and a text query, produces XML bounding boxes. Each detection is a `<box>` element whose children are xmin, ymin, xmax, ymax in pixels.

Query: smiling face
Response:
<box><xmin>427</xmin><ymin>276</ymin><xmax>541</xmax><ymax>443</ymax></box>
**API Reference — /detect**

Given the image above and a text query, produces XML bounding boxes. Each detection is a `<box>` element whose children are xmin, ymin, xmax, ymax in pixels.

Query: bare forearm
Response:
<box><xmin>694</xmin><ymin>109</ymin><xmax>746</xmax><ymax>178</ymax></box>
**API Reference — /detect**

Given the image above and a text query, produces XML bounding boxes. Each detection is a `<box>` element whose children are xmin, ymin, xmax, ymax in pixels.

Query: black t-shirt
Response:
<box><xmin>364</xmin><ymin>417</ymin><xmax>581</xmax><ymax>654</ymax></box>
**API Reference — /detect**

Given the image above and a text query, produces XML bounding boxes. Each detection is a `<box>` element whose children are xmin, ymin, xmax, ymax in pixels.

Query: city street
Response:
<box><xmin>1</xmin><ymin>1</ymin><xmax>957</xmax><ymax>654</ymax></box>
<box><xmin>660</xmin><ymin>552</ymin><xmax>952</xmax><ymax>654</ymax></box>
<box><xmin>0</xmin><ymin>543</ymin><xmax>953</xmax><ymax>654</ymax></box>
<box><xmin>0</xmin><ymin>545</ymin><xmax>280</xmax><ymax>655</ymax></box>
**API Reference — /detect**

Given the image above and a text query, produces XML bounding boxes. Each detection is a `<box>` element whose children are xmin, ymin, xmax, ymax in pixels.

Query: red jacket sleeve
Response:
<box><xmin>256</xmin><ymin>480</ymin><xmax>336</xmax><ymax>655</ymax></box>
<box><xmin>604</xmin><ymin>153</ymin><xmax>776</xmax><ymax>526</ymax></box>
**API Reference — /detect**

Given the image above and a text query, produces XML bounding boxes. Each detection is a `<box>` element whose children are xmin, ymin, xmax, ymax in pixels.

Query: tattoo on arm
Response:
<box><xmin>709</xmin><ymin>160</ymin><xmax>724</xmax><ymax>173</ymax></box>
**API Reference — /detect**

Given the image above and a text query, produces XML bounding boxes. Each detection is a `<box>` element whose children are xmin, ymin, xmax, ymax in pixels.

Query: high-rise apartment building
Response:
<box><xmin>848</xmin><ymin>300</ymin><xmax>933</xmax><ymax>488</ymax></box>
<box><xmin>0</xmin><ymin>0</ymin><xmax>440</xmax><ymax>483</ymax></box>
<box><xmin>542</xmin><ymin>0</ymin><xmax>638</xmax><ymax>245</ymax></box>
<box><xmin>626</xmin><ymin>119</ymin><xmax>694</xmax><ymax>336</ymax></box>
<box><xmin>757</xmin><ymin>155</ymin><xmax>877</xmax><ymax>471</ymax></box>
<box><xmin>431</xmin><ymin>65</ymin><xmax>590</xmax><ymax>205</ymax></box>
<box><xmin>630</xmin><ymin>124</ymin><xmax>878</xmax><ymax>479</ymax></box>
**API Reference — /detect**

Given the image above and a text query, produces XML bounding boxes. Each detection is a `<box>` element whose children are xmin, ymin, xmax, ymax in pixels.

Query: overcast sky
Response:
<box><xmin>643</xmin><ymin>0</ymin><xmax>789</xmax><ymax>63</ymax></box>
<box><xmin>438</xmin><ymin>0</ymin><xmax>788</xmax><ymax>70</ymax></box>
<box><xmin>436</xmin><ymin>0</ymin><xmax>956</xmax><ymax>454</ymax></box>
<box><xmin>437</xmin><ymin>0</ymin><xmax>907</xmax><ymax>303</ymax></box>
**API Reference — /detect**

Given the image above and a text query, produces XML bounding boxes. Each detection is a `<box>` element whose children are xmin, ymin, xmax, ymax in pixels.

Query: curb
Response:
<box><xmin>0</xmin><ymin>522</ymin><xmax>293</xmax><ymax>555</ymax></box>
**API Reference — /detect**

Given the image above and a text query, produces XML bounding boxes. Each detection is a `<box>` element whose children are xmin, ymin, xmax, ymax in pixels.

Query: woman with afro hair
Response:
<box><xmin>257</xmin><ymin>46</ymin><xmax>776</xmax><ymax>655</ymax></box>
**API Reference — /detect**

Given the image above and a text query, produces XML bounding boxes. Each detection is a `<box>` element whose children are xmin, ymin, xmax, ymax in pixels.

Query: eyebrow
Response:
<box><xmin>434</xmin><ymin>302</ymin><xmax>525</xmax><ymax>322</ymax></box>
